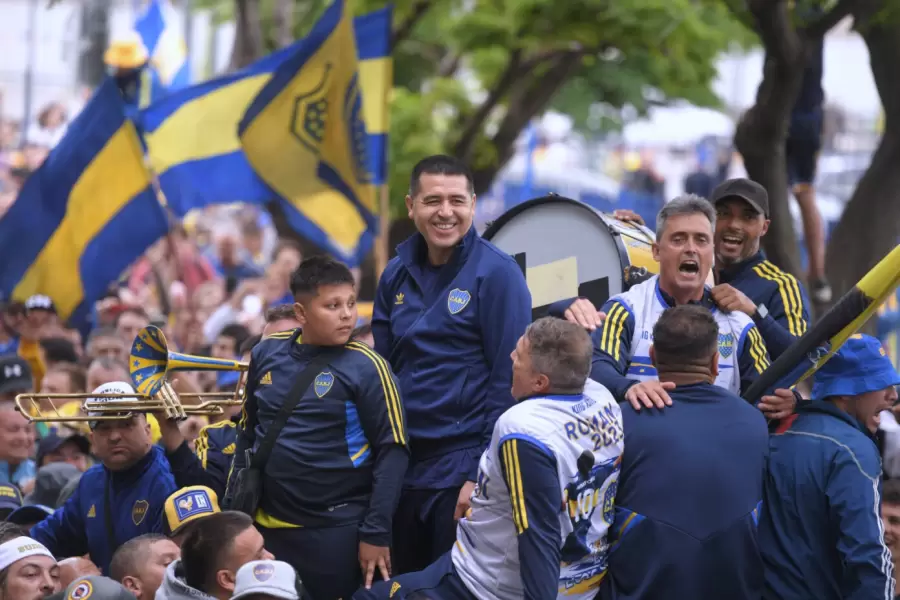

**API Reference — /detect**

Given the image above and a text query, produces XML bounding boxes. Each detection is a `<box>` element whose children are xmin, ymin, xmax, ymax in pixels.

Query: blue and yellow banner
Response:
<box><xmin>139</xmin><ymin>5</ymin><xmax>392</xmax><ymax>263</ymax></box>
<box><xmin>135</xmin><ymin>0</ymin><xmax>191</xmax><ymax>105</ymax></box>
<box><xmin>238</xmin><ymin>0</ymin><xmax>376</xmax><ymax>265</ymax></box>
<box><xmin>0</xmin><ymin>79</ymin><xmax>169</xmax><ymax>324</ymax></box>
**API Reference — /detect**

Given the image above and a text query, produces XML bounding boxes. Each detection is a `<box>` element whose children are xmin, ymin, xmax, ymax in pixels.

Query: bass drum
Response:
<box><xmin>482</xmin><ymin>195</ymin><xmax>659</xmax><ymax>318</ymax></box>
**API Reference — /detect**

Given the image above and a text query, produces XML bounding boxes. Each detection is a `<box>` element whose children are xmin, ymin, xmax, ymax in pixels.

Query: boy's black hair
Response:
<box><xmin>290</xmin><ymin>255</ymin><xmax>354</xmax><ymax>299</ymax></box>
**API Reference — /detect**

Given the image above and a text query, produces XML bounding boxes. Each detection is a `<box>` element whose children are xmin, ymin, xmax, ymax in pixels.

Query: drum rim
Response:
<box><xmin>482</xmin><ymin>194</ymin><xmax>601</xmax><ymax>241</ymax></box>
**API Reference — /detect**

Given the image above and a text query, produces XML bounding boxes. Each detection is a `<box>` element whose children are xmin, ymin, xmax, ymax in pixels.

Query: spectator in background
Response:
<box><xmin>110</xmin><ymin>533</ymin><xmax>181</xmax><ymax>600</ymax></box>
<box><xmin>882</xmin><ymin>479</ymin><xmax>900</xmax><ymax>591</ymax></box>
<box><xmin>207</xmin><ymin>228</ymin><xmax>263</xmax><ymax>282</ymax></box>
<box><xmin>231</xmin><ymin>560</ymin><xmax>302</xmax><ymax>600</ymax></box>
<box><xmin>162</xmin><ymin>487</ymin><xmax>222</xmax><ymax>546</ymax></box>
<box><xmin>0</xmin><ymin>356</ymin><xmax>33</xmax><ymax>404</ymax></box>
<box><xmin>0</xmin><ymin>524</ymin><xmax>60</xmax><ymax>599</ymax></box>
<box><xmin>35</xmin><ymin>433</ymin><xmax>90</xmax><ymax>472</ymax></box>
<box><xmin>55</xmin><ymin>557</ymin><xmax>101</xmax><ymax>591</ymax></box>
<box><xmin>40</xmin><ymin>363</ymin><xmax>86</xmax><ymax>397</ymax></box>
<box><xmin>157</xmin><ymin>511</ymin><xmax>273</xmax><ymax>600</ymax></box>
<box><xmin>261</xmin><ymin>305</ymin><xmax>300</xmax><ymax>337</ymax></box>
<box><xmin>28</xmin><ymin>102</ymin><xmax>68</xmax><ymax>149</ymax></box>
<box><xmin>0</xmin><ymin>485</ymin><xmax>23</xmax><ymax>520</ymax></box>
<box><xmin>23</xmin><ymin>296</ymin><xmax>58</xmax><ymax>333</ymax></box>
<box><xmin>787</xmin><ymin>33</ymin><xmax>830</xmax><ymax>303</ymax></box>
<box><xmin>85</xmin><ymin>328</ymin><xmax>127</xmax><ymax>364</ymax></box>
<box><xmin>0</xmin><ymin>400</ymin><xmax>36</xmax><ymax>490</ymax></box>
<box><xmin>7</xmin><ymin>504</ymin><xmax>54</xmax><ymax>530</ymax></box>
<box><xmin>37</xmin><ymin>338</ymin><xmax>79</xmax><ymax>371</ymax></box>
<box><xmin>85</xmin><ymin>358</ymin><xmax>130</xmax><ymax>394</ymax></box>
<box><xmin>115</xmin><ymin>307</ymin><xmax>150</xmax><ymax>346</ymax></box>
<box><xmin>24</xmin><ymin>463</ymin><xmax>81</xmax><ymax>507</ymax></box>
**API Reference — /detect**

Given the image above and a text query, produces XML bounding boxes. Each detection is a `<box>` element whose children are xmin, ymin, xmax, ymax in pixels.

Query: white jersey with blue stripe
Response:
<box><xmin>616</xmin><ymin>276</ymin><xmax>759</xmax><ymax>395</ymax></box>
<box><xmin>451</xmin><ymin>380</ymin><xmax>624</xmax><ymax>599</ymax></box>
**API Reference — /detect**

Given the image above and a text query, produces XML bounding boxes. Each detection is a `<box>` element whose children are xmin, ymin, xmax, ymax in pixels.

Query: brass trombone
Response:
<box><xmin>16</xmin><ymin>325</ymin><xmax>249</xmax><ymax>423</ymax></box>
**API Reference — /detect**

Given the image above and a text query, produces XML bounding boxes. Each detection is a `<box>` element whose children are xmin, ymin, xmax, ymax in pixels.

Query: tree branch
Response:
<box><xmin>452</xmin><ymin>49</ymin><xmax>522</xmax><ymax>160</ymax></box>
<box><xmin>804</xmin><ymin>0</ymin><xmax>856</xmax><ymax>38</ymax></box>
<box><xmin>391</xmin><ymin>0</ymin><xmax>432</xmax><ymax>50</ymax></box>
<box><xmin>438</xmin><ymin>53</ymin><xmax>461</xmax><ymax>77</ymax></box>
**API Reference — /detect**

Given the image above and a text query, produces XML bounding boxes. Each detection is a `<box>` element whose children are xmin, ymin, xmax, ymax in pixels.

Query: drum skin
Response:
<box><xmin>482</xmin><ymin>195</ymin><xmax>660</xmax><ymax>319</ymax></box>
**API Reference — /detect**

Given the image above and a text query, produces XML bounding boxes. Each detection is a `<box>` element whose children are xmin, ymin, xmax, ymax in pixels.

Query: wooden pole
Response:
<box><xmin>375</xmin><ymin>184</ymin><xmax>391</xmax><ymax>280</ymax></box>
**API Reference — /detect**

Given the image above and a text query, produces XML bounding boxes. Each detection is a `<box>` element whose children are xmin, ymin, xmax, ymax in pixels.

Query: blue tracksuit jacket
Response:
<box><xmin>602</xmin><ymin>382</ymin><xmax>769</xmax><ymax>600</ymax></box>
<box><xmin>30</xmin><ymin>445</ymin><xmax>177</xmax><ymax>574</ymax></box>
<box><xmin>372</xmin><ymin>226</ymin><xmax>532</xmax><ymax>488</ymax></box>
<box><xmin>164</xmin><ymin>416</ymin><xmax>237</xmax><ymax>498</ymax></box>
<box><xmin>759</xmin><ymin>402</ymin><xmax>894</xmax><ymax>600</ymax></box>
<box><xmin>717</xmin><ymin>251</ymin><xmax>811</xmax><ymax>359</ymax></box>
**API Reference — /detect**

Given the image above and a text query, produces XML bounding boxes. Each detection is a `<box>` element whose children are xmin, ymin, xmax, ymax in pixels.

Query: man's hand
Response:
<box><xmin>759</xmin><ymin>388</ymin><xmax>797</xmax><ymax>421</ymax></box>
<box><xmin>613</xmin><ymin>209</ymin><xmax>645</xmax><ymax>225</ymax></box>
<box><xmin>454</xmin><ymin>481</ymin><xmax>476</xmax><ymax>521</ymax></box>
<box><xmin>564</xmin><ymin>298</ymin><xmax>605</xmax><ymax>332</ymax></box>
<box><xmin>625</xmin><ymin>380</ymin><xmax>675</xmax><ymax>411</ymax></box>
<box><xmin>710</xmin><ymin>284</ymin><xmax>757</xmax><ymax>317</ymax></box>
<box><xmin>358</xmin><ymin>542</ymin><xmax>391</xmax><ymax>589</ymax></box>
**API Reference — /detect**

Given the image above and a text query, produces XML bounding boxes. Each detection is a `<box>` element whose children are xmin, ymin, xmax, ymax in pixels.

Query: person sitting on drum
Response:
<box><xmin>589</xmin><ymin>195</ymin><xmax>793</xmax><ymax>420</ymax></box>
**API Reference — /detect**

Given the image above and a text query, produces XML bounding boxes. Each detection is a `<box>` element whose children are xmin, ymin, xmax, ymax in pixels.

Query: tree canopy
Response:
<box><xmin>211</xmin><ymin>0</ymin><xmax>749</xmax><ymax>217</ymax></box>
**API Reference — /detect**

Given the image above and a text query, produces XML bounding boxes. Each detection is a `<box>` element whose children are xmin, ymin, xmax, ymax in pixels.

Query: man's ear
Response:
<box><xmin>534</xmin><ymin>372</ymin><xmax>550</xmax><ymax>394</ymax></box>
<box><xmin>649</xmin><ymin>345</ymin><xmax>656</xmax><ymax>368</ymax></box>
<box><xmin>651</xmin><ymin>242</ymin><xmax>660</xmax><ymax>262</ymax></box>
<box><xmin>121</xmin><ymin>575</ymin><xmax>141</xmax><ymax>597</ymax></box>
<box><xmin>405</xmin><ymin>195</ymin><xmax>414</xmax><ymax>219</ymax></box>
<box><xmin>217</xmin><ymin>569</ymin><xmax>237</xmax><ymax>593</ymax></box>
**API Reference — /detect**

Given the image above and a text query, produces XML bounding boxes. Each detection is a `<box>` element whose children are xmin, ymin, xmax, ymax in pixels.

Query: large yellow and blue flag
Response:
<box><xmin>239</xmin><ymin>0</ymin><xmax>376</xmax><ymax>264</ymax></box>
<box><xmin>134</xmin><ymin>0</ymin><xmax>191</xmax><ymax>105</ymax></box>
<box><xmin>0</xmin><ymin>79</ymin><xmax>169</xmax><ymax>326</ymax></box>
<box><xmin>139</xmin><ymin>6</ymin><xmax>392</xmax><ymax>225</ymax></box>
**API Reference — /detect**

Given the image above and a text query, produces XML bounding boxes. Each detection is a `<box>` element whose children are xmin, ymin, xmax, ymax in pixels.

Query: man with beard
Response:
<box><xmin>707</xmin><ymin>179</ymin><xmax>812</xmax><ymax>359</ymax></box>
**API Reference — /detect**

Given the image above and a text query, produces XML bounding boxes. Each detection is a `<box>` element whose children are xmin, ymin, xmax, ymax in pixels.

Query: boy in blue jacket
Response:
<box><xmin>759</xmin><ymin>334</ymin><xmax>897</xmax><ymax>600</ymax></box>
<box><xmin>372</xmin><ymin>155</ymin><xmax>532</xmax><ymax>574</ymax></box>
<box><xmin>31</xmin><ymin>381</ymin><xmax>177</xmax><ymax>574</ymax></box>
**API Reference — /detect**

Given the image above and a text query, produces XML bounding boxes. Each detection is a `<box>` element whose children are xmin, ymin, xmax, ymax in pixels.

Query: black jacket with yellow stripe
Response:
<box><xmin>228</xmin><ymin>329</ymin><xmax>409</xmax><ymax>545</ymax></box>
<box><xmin>164</xmin><ymin>416</ymin><xmax>237</xmax><ymax>499</ymax></box>
<box><xmin>718</xmin><ymin>251</ymin><xmax>811</xmax><ymax>359</ymax></box>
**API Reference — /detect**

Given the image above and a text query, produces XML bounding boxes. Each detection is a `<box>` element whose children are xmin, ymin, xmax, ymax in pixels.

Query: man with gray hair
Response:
<box><xmin>590</xmin><ymin>195</ymin><xmax>787</xmax><ymax>417</ymax></box>
<box><xmin>355</xmin><ymin>317</ymin><xmax>624</xmax><ymax>600</ymax></box>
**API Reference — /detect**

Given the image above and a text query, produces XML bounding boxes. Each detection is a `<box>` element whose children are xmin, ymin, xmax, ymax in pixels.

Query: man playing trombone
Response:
<box><xmin>30</xmin><ymin>381</ymin><xmax>178</xmax><ymax>575</ymax></box>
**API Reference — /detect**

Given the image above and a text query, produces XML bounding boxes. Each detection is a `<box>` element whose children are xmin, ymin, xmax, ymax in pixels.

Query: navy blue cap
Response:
<box><xmin>6</xmin><ymin>504</ymin><xmax>53</xmax><ymax>525</ymax></box>
<box><xmin>0</xmin><ymin>485</ymin><xmax>23</xmax><ymax>511</ymax></box>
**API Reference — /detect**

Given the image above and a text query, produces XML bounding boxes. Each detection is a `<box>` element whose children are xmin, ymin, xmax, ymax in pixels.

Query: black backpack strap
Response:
<box><xmin>249</xmin><ymin>351</ymin><xmax>336</xmax><ymax>470</ymax></box>
<box><xmin>104</xmin><ymin>475</ymin><xmax>118</xmax><ymax>551</ymax></box>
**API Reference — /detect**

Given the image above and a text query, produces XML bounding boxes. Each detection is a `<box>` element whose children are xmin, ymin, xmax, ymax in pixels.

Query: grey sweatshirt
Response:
<box><xmin>155</xmin><ymin>560</ymin><xmax>217</xmax><ymax>600</ymax></box>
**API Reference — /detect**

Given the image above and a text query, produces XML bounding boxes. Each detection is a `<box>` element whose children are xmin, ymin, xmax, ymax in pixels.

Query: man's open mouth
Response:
<box><xmin>721</xmin><ymin>234</ymin><xmax>743</xmax><ymax>249</ymax></box>
<box><xmin>679</xmin><ymin>260</ymin><xmax>699</xmax><ymax>274</ymax></box>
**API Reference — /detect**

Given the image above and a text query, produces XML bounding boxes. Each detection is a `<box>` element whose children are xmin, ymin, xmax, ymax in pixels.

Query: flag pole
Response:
<box><xmin>375</xmin><ymin>184</ymin><xmax>390</xmax><ymax>279</ymax></box>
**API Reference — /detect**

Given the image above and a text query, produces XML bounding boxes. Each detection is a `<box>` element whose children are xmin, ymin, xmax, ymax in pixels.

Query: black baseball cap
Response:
<box><xmin>710</xmin><ymin>178</ymin><xmax>769</xmax><ymax>218</ymax></box>
<box><xmin>36</xmin><ymin>432</ymin><xmax>91</xmax><ymax>467</ymax></box>
<box><xmin>0</xmin><ymin>356</ymin><xmax>32</xmax><ymax>395</ymax></box>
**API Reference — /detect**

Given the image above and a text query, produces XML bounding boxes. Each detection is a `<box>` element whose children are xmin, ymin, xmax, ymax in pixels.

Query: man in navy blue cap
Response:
<box><xmin>759</xmin><ymin>334</ymin><xmax>897</xmax><ymax>600</ymax></box>
<box><xmin>0</xmin><ymin>484</ymin><xmax>23</xmax><ymax>520</ymax></box>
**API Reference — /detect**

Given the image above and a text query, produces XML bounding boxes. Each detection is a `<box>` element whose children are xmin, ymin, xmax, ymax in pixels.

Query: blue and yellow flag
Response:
<box><xmin>239</xmin><ymin>0</ymin><xmax>377</xmax><ymax>265</ymax></box>
<box><xmin>140</xmin><ymin>7</ymin><xmax>391</xmax><ymax>235</ymax></box>
<box><xmin>0</xmin><ymin>79</ymin><xmax>169</xmax><ymax>324</ymax></box>
<box><xmin>354</xmin><ymin>6</ymin><xmax>391</xmax><ymax>185</ymax></box>
<box><xmin>135</xmin><ymin>0</ymin><xmax>191</xmax><ymax>105</ymax></box>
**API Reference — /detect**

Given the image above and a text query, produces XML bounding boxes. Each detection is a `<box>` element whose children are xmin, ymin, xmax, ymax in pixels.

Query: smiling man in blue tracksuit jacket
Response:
<box><xmin>759</xmin><ymin>334</ymin><xmax>897</xmax><ymax>600</ymax></box>
<box><xmin>30</xmin><ymin>381</ymin><xmax>177</xmax><ymax>574</ymax></box>
<box><xmin>373</xmin><ymin>155</ymin><xmax>532</xmax><ymax>574</ymax></box>
<box><xmin>707</xmin><ymin>178</ymin><xmax>811</xmax><ymax>359</ymax></box>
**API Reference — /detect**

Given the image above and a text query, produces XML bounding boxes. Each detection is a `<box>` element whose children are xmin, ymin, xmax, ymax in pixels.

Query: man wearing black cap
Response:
<box><xmin>708</xmin><ymin>178</ymin><xmax>812</xmax><ymax>360</ymax></box>
<box><xmin>0</xmin><ymin>359</ymin><xmax>37</xmax><ymax>491</ymax></box>
<box><xmin>0</xmin><ymin>355</ymin><xmax>34</xmax><ymax>404</ymax></box>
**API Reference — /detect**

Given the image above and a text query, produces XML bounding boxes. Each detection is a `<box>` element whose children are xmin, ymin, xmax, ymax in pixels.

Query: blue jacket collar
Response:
<box><xmin>396</xmin><ymin>225</ymin><xmax>477</xmax><ymax>272</ymax></box>
<box><xmin>717</xmin><ymin>250</ymin><xmax>766</xmax><ymax>284</ymax></box>
<box><xmin>796</xmin><ymin>400</ymin><xmax>876</xmax><ymax>441</ymax></box>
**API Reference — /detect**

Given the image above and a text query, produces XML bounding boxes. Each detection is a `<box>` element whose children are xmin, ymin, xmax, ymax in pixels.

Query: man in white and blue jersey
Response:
<box><xmin>591</xmin><ymin>195</ymin><xmax>790</xmax><ymax>418</ymax></box>
<box><xmin>353</xmin><ymin>317</ymin><xmax>624</xmax><ymax>600</ymax></box>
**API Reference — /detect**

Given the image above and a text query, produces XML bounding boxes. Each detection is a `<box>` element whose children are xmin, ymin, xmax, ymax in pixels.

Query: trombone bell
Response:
<box><xmin>130</xmin><ymin>325</ymin><xmax>249</xmax><ymax>396</ymax></box>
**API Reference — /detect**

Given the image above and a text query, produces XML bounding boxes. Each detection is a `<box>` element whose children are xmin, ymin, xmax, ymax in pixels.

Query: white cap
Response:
<box><xmin>88</xmin><ymin>382</ymin><xmax>139</xmax><ymax>428</ymax></box>
<box><xmin>231</xmin><ymin>560</ymin><xmax>301</xmax><ymax>600</ymax></box>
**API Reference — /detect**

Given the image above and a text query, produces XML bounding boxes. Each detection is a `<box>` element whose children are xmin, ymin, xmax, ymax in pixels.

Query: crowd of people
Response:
<box><xmin>0</xmin><ymin>154</ymin><xmax>894</xmax><ymax>600</ymax></box>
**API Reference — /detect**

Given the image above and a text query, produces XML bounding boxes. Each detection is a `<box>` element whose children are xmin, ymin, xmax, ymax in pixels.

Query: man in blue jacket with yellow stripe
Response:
<box><xmin>707</xmin><ymin>178</ymin><xmax>811</xmax><ymax>359</ymax></box>
<box><xmin>759</xmin><ymin>334</ymin><xmax>897</xmax><ymax>600</ymax></box>
<box><xmin>30</xmin><ymin>381</ymin><xmax>177</xmax><ymax>574</ymax></box>
<box><xmin>373</xmin><ymin>155</ymin><xmax>532</xmax><ymax>575</ymax></box>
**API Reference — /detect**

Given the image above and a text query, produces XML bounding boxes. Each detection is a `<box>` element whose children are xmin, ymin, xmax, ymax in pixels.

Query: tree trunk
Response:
<box><xmin>77</xmin><ymin>0</ymin><xmax>111</xmax><ymax>88</ymax></box>
<box><xmin>272</xmin><ymin>0</ymin><xmax>294</xmax><ymax>49</ymax></box>
<box><xmin>825</xmin><ymin>18</ymin><xmax>900</xmax><ymax>309</ymax></box>
<box><xmin>230</xmin><ymin>0</ymin><xmax>265</xmax><ymax>70</ymax></box>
